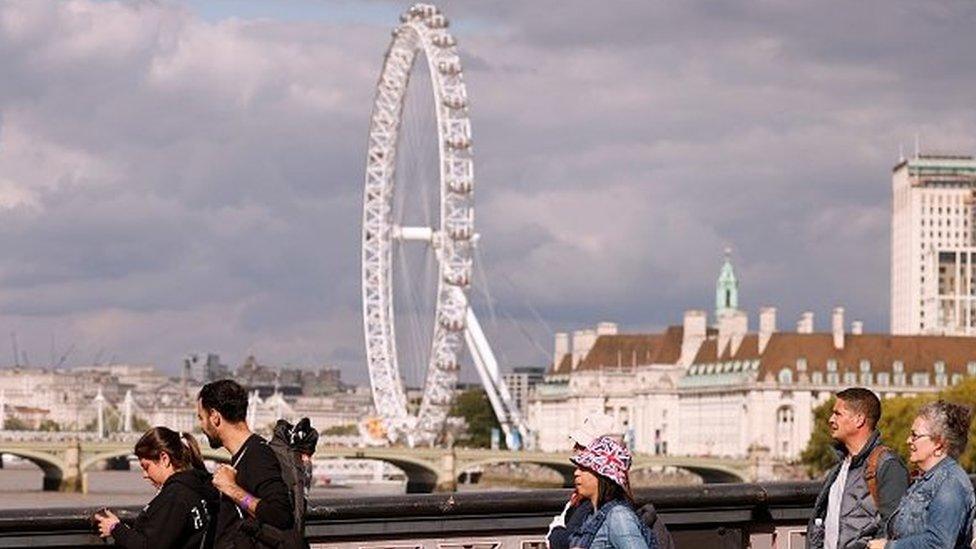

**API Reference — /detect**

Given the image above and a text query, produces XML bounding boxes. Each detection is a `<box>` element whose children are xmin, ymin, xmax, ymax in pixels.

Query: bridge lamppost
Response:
<box><xmin>122</xmin><ymin>390</ymin><xmax>133</xmax><ymax>433</ymax></box>
<box><xmin>94</xmin><ymin>388</ymin><xmax>106</xmax><ymax>440</ymax></box>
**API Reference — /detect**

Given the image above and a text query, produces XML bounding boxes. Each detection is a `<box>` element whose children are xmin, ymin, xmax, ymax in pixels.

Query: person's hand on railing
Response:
<box><xmin>92</xmin><ymin>509</ymin><xmax>120</xmax><ymax>539</ymax></box>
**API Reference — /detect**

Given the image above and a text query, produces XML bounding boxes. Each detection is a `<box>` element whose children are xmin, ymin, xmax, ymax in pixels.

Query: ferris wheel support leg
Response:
<box><xmin>463</xmin><ymin>308</ymin><xmax>529</xmax><ymax>450</ymax></box>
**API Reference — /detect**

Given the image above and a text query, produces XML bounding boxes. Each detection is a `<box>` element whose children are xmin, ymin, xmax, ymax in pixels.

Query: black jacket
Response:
<box><xmin>547</xmin><ymin>499</ymin><xmax>592</xmax><ymax>549</ymax></box>
<box><xmin>214</xmin><ymin>435</ymin><xmax>294</xmax><ymax>549</ymax></box>
<box><xmin>113</xmin><ymin>469</ymin><xmax>220</xmax><ymax>549</ymax></box>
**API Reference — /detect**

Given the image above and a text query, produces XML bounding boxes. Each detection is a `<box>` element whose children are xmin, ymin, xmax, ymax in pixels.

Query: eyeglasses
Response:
<box><xmin>908</xmin><ymin>431</ymin><xmax>934</xmax><ymax>442</ymax></box>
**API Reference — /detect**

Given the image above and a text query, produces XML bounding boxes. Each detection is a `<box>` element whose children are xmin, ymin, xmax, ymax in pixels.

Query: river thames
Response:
<box><xmin>0</xmin><ymin>467</ymin><xmax>405</xmax><ymax>510</ymax></box>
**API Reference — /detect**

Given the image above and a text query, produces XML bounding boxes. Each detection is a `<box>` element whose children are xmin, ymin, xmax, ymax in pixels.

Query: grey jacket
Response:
<box><xmin>806</xmin><ymin>431</ymin><xmax>910</xmax><ymax>549</ymax></box>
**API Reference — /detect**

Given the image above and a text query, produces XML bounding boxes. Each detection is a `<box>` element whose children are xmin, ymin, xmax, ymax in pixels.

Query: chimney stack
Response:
<box><xmin>718</xmin><ymin>311</ymin><xmax>748</xmax><ymax>356</ymax></box>
<box><xmin>797</xmin><ymin>311</ymin><xmax>814</xmax><ymax>334</ymax></box>
<box><xmin>572</xmin><ymin>329</ymin><xmax>597</xmax><ymax>369</ymax></box>
<box><xmin>596</xmin><ymin>322</ymin><xmax>618</xmax><ymax>336</ymax></box>
<box><xmin>851</xmin><ymin>321</ymin><xmax>863</xmax><ymax>335</ymax></box>
<box><xmin>832</xmin><ymin>307</ymin><xmax>845</xmax><ymax>349</ymax></box>
<box><xmin>554</xmin><ymin>332</ymin><xmax>569</xmax><ymax>370</ymax></box>
<box><xmin>759</xmin><ymin>307</ymin><xmax>776</xmax><ymax>354</ymax></box>
<box><xmin>679</xmin><ymin>310</ymin><xmax>707</xmax><ymax>367</ymax></box>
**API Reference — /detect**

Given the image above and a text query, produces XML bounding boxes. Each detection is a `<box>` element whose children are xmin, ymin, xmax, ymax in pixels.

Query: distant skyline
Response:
<box><xmin>1</xmin><ymin>1</ymin><xmax>975</xmax><ymax>383</ymax></box>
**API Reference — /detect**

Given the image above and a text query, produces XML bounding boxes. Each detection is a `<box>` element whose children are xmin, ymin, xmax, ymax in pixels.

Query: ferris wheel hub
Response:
<box><xmin>393</xmin><ymin>225</ymin><xmax>435</xmax><ymax>242</ymax></box>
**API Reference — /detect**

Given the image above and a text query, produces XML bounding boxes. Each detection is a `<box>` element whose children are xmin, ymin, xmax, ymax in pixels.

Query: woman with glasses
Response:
<box><xmin>868</xmin><ymin>400</ymin><xmax>975</xmax><ymax>549</ymax></box>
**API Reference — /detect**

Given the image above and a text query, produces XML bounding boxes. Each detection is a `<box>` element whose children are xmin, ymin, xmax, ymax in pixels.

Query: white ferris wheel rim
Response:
<box><xmin>361</xmin><ymin>3</ymin><xmax>475</xmax><ymax>447</ymax></box>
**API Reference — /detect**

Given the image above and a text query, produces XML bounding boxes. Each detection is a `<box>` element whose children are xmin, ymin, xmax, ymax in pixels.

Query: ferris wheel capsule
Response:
<box><xmin>438</xmin><ymin>60</ymin><xmax>461</xmax><ymax>75</ymax></box>
<box><xmin>426</xmin><ymin>14</ymin><xmax>448</xmax><ymax>28</ymax></box>
<box><xmin>442</xmin><ymin>95</ymin><xmax>466</xmax><ymax>109</ymax></box>
<box><xmin>431</xmin><ymin>33</ymin><xmax>456</xmax><ymax>48</ymax></box>
<box><xmin>446</xmin><ymin>136</ymin><xmax>471</xmax><ymax>150</ymax></box>
<box><xmin>448</xmin><ymin>179</ymin><xmax>473</xmax><ymax>194</ymax></box>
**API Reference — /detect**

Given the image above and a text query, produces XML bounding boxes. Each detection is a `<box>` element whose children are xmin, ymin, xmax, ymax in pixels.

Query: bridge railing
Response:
<box><xmin>0</xmin><ymin>481</ymin><xmax>820</xmax><ymax>548</ymax></box>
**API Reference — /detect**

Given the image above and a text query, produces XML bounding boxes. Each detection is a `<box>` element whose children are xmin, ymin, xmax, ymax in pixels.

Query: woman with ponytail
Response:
<box><xmin>94</xmin><ymin>427</ymin><xmax>220</xmax><ymax>549</ymax></box>
<box><xmin>869</xmin><ymin>400</ymin><xmax>976</xmax><ymax>549</ymax></box>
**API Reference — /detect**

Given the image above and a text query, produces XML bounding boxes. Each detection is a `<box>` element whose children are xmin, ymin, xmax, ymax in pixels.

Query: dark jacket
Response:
<box><xmin>548</xmin><ymin>498</ymin><xmax>593</xmax><ymax>549</ymax></box>
<box><xmin>806</xmin><ymin>430</ymin><xmax>909</xmax><ymax>549</ymax></box>
<box><xmin>214</xmin><ymin>435</ymin><xmax>294</xmax><ymax>549</ymax></box>
<box><xmin>113</xmin><ymin>469</ymin><xmax>220</xmax><ymax>549</ymax></box>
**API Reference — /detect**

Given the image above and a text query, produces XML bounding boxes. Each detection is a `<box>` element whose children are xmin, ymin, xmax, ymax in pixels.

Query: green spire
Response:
<box><xmin>716</xmin><ymin>247</ymin><xmax>739</xmax><ymax>318</ymax></box>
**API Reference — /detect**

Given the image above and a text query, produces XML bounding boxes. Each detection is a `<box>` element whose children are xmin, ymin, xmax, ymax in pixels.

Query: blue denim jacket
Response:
<box><xmin>886</xmin><ymin>457</ymin><xmax>975</xmax><ymax>549</ymax></box>
<box><xmin>587</xmin><ymin>504</ymin><xmax>652</xmax><ymax>549</ymax></box>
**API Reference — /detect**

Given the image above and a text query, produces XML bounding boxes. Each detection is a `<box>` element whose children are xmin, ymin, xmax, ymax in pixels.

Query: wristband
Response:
<box><xmin>240</xmin><ymin>494</ymin><xmax>254</xmax><ymax>511</ymax></box>
<box><xmin>110</xmin><ymin>521</ymin><xmax>120</xmax><ymax>534</ymax></box>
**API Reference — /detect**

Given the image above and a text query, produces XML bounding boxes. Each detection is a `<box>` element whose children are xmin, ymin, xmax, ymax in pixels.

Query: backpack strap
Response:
<box><xmin>864</xmin><ymin>445</ymin><xmax>890</xmax><ymax>508</ymax></box>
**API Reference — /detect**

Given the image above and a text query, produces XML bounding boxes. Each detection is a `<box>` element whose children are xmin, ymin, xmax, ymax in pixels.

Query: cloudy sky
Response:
<box><xmin>0</xmin><ymin>1</ymin><xmax>974</xmax><ymax>382</ymax></box>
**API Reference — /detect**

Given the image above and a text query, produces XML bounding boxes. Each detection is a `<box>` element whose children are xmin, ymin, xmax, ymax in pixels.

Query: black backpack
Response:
<box><xmin>237</xmin><ymin>425</ymin><xmax>311</xmax><ymax>549</ymax></box>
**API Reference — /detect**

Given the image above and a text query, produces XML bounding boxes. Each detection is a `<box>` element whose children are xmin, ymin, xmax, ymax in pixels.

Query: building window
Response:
<box><xmin>828</xmin><ymin>371</ymin><xmax>839</xmax><ymax>385</ymax></box>
<box><xmin>878</xmin><ymin>372</ymin><xmax>890</xmax><ymax>386</ymax></box>
<box><xmin>778</xmin><ymin>368</ymin><xmax>793</xmax><ymax>384</ymax></box>
<box><xmin>968</xmin><ymin>362</ymin><xmax>976</xmax><ymax>376</ymax></box>
<box><xmin>812</xmin><ymin>371</ymin><xmax>824</xmax><ymax>385</ymax></box>
<box><xmin>952</xmin><ymin>373</ymin><xmax>963</xmax><ymax>385</ymax></box>
<box><xmin>934</xmin><ymin>361</ymin><xmax>946</xmax><ymax>374</ymax></box>
<box><xmin>859</xmin><ymin>360</ymin><xmax>871</xmax><ymax>372</ymax></box>
<box><xmin>796</xmin><ymin>358</ymin><xmax>807</xmax><ymax>372</ymax></box>
<box><xmin>844</xmin><ymin>372</ymin><xmax>857</xmax><ymax>385</ymax></box>
<box><xmin>827</xmin><ymin>359</ymin><xmax>838</xmax><ymax>372</ymax></box>
<box><xmin>893</xmin><ymin>361</ymin><xmax>904</xmax><ymax>373</ymax></box>
<box><xmin>912</xmin><ymin>373</ymin><xmax>930</xmax><ymax>387</ymax></box>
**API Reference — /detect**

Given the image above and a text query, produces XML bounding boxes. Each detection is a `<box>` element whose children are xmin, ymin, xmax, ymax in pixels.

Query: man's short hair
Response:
<box><xmin>836</xmin><ymin>387</ymin><xmax>881</xmax><ymax>429</ymax></box>
<box><xmin>198</xmin><ymin>379</ymin><xmax>248</xmax><ymax>423</ymax></box>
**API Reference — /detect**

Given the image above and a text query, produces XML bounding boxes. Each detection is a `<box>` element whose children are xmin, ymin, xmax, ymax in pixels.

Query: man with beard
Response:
<box><xmin>197</xmin><ymin>380</ymin><xmax>294</xmax><ymax>548</ymax></box>
<box><xmin>806</xmin><ymin>387</ymin><xmax>909</xmax><ymax>549</ymax></box>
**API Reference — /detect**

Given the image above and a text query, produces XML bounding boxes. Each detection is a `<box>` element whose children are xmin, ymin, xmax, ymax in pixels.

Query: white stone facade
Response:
<box><xmin>528</xmin><ymin>307</ymin><xmax>976</xmax><ymax>461</ymax></box>
<box><xmin>891</xmin><ymin>154</ymin><xmax>976</xmax><ymax>335</ymax></box>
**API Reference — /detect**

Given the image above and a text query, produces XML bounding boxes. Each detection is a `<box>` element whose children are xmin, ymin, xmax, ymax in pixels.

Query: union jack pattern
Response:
<box><xmin>570</xmin><ymin>435</ymin><xmax>632</xmax><ymax>490</ymax></box>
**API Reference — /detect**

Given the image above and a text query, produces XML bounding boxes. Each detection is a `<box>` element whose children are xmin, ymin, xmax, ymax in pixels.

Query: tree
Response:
<box><xmin>3</xmin><ymin>417</ymin><xmax>30</xmax><ymax>431</ymax></box>
<box><xmin>876</xmin><ymin>394</ymin><xmax>933</xmax><ymax>464</ymax></box>
<box><xmin>449</xmin><ymin>388</ymin><xmax>502</xmax><ymax>448</ymax></box>
<box><xmin>799</xmin><ymin>397</ymin><xmax>837</xmax><ymax>477</ymax></box>
<box><xmin>937</xmin><ymin>377</ymin><xmax>976</xmax><ymax>472</ymax></box>
<box><xmin>38</xmin><ymin>419</ymin><xmax>61</xmax><ymax>432</ymax></box>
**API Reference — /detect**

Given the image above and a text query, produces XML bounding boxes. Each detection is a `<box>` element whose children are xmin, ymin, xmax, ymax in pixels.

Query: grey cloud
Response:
<box><xmin>0</xmin><ymin>0</ymin><xmax>973</xmax><ymax>381</ymax></box>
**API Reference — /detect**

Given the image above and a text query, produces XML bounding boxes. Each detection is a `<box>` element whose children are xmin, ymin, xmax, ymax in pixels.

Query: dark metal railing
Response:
<box><xmin>0</xmin><ymin>481</ymin><xmax>821</xmax><ymax>548</ymax></box>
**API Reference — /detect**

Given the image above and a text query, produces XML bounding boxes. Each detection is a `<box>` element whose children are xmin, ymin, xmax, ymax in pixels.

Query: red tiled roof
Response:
<box><xmin>550</xmin><ymin>327</ymin><xmax>688</xmax><ymax>374</ymax></box>
<box><xmin>692</xmin><ymin>331</ymin><xmax>976</xmax><ymax>377</ymax></box>
<box><xmin>756</xmin><ymin>333</ymin><xmax>976</xmax><ymax>377</ymax></box>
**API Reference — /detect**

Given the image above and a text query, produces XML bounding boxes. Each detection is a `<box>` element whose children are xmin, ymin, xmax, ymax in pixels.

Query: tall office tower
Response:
<box><xmin>891</xmin><ymin>153</ymin><xmax>976</xmax><ymax>335</ymax></box>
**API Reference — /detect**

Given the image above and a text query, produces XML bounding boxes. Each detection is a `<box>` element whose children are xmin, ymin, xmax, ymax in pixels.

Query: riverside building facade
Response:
<box><xmin>891</xmin><ymin>153</ymin><xmax>976</xmax><ymax>335</ymax></box>
<box><xmin>528</xmin><ymin>255</ymin><xmax>976</xmax><ymax>460</ymax></box>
